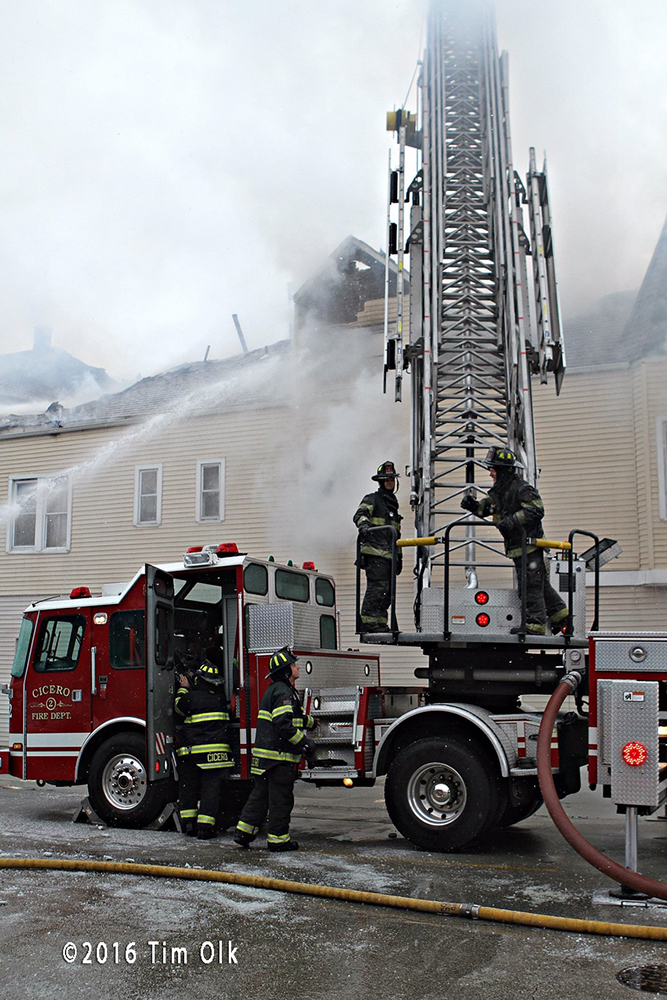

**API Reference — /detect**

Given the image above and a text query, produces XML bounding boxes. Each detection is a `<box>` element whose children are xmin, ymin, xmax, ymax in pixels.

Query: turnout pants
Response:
<box><xmin>236</xmin><ymin>764</ymin><xmax>296</xmax><ymax>847</ymax></box>
<box><xmin>178</xmin><ymin>756</ymin><xmax>226</xmax><ymax>831</ymax></box>
<box><xmin>360</xmin><ymin>555</ymin><xmax>392</xmax><ymax>629</ymax></box>
<box><xmin>513</xmin><ymin>550</ymin><xmax>568</xmax><ymax>628</ymax></box>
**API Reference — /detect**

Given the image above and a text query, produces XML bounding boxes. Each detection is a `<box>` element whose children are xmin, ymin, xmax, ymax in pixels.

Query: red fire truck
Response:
<box><xmin>1</xmin><ymin>540</ymin><xmax>591</xmax><ymax>850</ymax></box>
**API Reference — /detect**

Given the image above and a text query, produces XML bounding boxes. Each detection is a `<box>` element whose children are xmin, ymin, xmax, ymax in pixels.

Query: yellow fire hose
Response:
<box><xmin>1</xmin><ymin>856</ymin><xmax>666</xmax><ymax>941</ymax></box>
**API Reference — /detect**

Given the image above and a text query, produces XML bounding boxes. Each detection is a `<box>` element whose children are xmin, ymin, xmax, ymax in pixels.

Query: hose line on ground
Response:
<box><xmin>536</xmin><ymin>669</ymin><xmax>667</xmax><ymax>902</ymax></box>
<box><xmin>1</xmin><ymin>856</ymin><xmax>666</xmax><ymax>941</ymax></box>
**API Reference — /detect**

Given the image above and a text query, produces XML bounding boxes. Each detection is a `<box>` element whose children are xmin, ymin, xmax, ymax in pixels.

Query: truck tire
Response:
<box><xmin>385</xmin><ymin>736</ymin><xmax>500</xmax><ymax>852</ymax></box>
<box><xmin>88</xmin><ymin>733</ymin><xmax>174</xmax><ymax>828</ymax></box>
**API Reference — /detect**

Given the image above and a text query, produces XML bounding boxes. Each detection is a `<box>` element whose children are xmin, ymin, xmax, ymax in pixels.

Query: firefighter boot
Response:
<box><xmin>197</xmin><ymin>825</ymin><xmax>216</xmax><ymax>840</ymax></box>
<box><xmin>510</xmin><ymin>622</ymin><xmax>546</xmax><ymax>636</ymax></box>
<box><xmin>268</xmin><ymin>840</ymin><xmax>299</xmax><ymax>852</ymax></box>
<box><xmin>551</xmin><ymin>616</ymin><xmax>570</xmax><ymax>635</ymax></box>
<box><xmin>233</xmin><ymin>832</ymin><xmax>252</xmax><ymax>848</ymax></box>
<box><xmin>182</xmin><ymin>819</ymin><xmax>197</xmax><ymax>837</ymax></box>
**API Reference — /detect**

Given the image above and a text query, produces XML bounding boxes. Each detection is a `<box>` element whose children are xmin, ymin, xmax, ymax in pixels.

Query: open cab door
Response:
<box><xmin>145</xmin><ymin>565</ymin><xmax>175</xmax><ymax>783</ymax></box>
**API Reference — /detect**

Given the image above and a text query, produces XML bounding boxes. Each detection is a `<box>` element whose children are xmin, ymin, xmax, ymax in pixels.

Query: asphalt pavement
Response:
<box><xmin>1</xmin><ymin>776</ymin><xmax>667</xmax><ymax>1000</ymax></box>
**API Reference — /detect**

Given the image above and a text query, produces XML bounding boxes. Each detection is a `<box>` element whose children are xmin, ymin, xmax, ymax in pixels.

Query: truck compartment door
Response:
<box><xmin>145</xmin><ymin>565</ymin><xmax>175</xmax><ymax>783</ymax></box>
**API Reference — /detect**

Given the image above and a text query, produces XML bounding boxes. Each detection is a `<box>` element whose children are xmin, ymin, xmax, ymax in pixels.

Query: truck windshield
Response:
<box><xmin>11</xmin><ymin>617</ymin><xmax>34</xmax><ymax>678</ymax></box>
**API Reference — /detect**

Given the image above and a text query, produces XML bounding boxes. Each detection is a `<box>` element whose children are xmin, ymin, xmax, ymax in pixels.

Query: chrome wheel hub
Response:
<box><xmin>406</xmin><ymin>762</ymin><xmax>467</xmax><ymax>827</ymax></box>
<box><xmin>102</xmin><ymin>754</ymin><xmax>147</xmax><ymax>810</ymax></box>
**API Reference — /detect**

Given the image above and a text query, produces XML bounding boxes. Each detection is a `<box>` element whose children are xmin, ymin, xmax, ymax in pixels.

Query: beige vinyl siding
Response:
<box><xmin>533</xmin><ymin>366</ymin><xmax>640</xmax><ymax>571</ymax></box>
<box><xmin>591</xmin><ymin>584</ymin><xmax>667</xmax><ymax>631</ymax></box>
<box><xmin>0</xmin><ymin>406</ymin><xmax>294</xmax><ymax>595</ymax></box>
<box><xmin>634</xmin><ymin>359</ymin><xmax>667</xmax><ymax>567</ymax></box>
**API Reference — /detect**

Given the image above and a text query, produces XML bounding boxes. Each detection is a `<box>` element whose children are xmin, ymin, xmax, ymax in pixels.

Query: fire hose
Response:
<box><xmin>1</xmin><ymin>853</ymin><xmax>667</xmax><ymax>941</ymax></box>
<box><xmin>537</xmin><ymin>669</ymin><xmax>667</xmax><ymax>902</ymax></box>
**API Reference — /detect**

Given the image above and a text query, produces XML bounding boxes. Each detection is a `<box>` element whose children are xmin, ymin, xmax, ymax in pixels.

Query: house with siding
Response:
<box><xmin>1</xmin><ymin>229</ymin><xmax>666</xmax><ymax>744</ymax></box>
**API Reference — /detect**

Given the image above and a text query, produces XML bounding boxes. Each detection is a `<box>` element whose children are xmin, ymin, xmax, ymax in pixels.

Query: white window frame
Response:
<box><xmin>134</xmin><ymin>464</ymin><xmax>163</xmax><ymax>527</ymax></box>
<box><xmin>7</xmin><ymin>473</ymin><xmax>72</xmax><ymax>553</ymax></box>
<box><xmin>658</xmin><ymin>418</ymin><xmax>667</xmax><ymax>521</ymax></box>
<box><xmin>196</xmin><ymin>459</ymin><xmax>225</xmax><ymax>523</ymax></box>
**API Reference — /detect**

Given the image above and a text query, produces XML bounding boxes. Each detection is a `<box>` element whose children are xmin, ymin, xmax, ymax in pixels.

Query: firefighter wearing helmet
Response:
<box><xmin>353</xmin><ymin>461</ymin><xmax>403</xmax><ymax>632</ymax></box>
<box><xmin>460</xmin><ymin>446</ymin><xmax>568</xmax><ymax>635</ymax></box>
<box><xmin>174</xmin><ymin>659</ymin><xmax>233</xmax><ymax>838</ymax></box>
<box><xmin>234</xmin><ymin>648</ymin><xmax>317</xmax><ymax>851</ymax></box>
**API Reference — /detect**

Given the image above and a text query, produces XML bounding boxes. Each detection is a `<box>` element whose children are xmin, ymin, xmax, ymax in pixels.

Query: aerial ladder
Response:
<box><xmin>371</xmin><ymin>0</ymin><xmax>594</xmax><ymax>708</ymax></box>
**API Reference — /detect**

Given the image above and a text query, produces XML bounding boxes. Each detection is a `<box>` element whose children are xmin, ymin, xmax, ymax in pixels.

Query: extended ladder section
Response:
<box><xmin>385</xmin><ymin>0</ymin><xmax>565</xmax><ymax>590</ymax></box>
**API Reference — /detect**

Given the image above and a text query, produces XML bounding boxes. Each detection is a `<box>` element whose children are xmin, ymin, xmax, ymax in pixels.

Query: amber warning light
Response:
<box><xmin>622</xmin><ymin>742</ymin><xmax>648</xmax><ymax>767</ymax></box>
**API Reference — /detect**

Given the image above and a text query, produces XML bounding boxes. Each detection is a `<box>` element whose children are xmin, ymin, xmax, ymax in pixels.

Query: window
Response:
<box><xmin>320</xmin><ymin>615</ymin><xmax>337</xmax><ymax>649</ymax></box>
<box><xmin>109</xmin><ymin>610</ymin><xmax>145</xmax><ymax>669</ymax></box>
<box><xmin>244</xmin><ymin>563</ymin><xmax>268</xmax><ymax>596</ymax></box>
<box><xmin>11</xmin><ymin>617</ymin><xmax>34</xmax><ymax>678</ymax></box>
<box><xmin>34</xmin><ymin>616</ymin><xmax>85</xmax><ymax>672</ymax></box>
<box><xmin>316</xmin><ymin>578</ymin><xmax>335</xmax><ymax>607</ymax></box>
<box><xmin>659</xmin><ymin>418</ymin><xmax>667</xmax><ymax>521</ymax></box>
<box><xmin>134</xmin><ymin>465</ymin><xmax>162</xmax><ymax>526</ymax></box>
<box><xmin>275</xmin><ymin>569</ymin><xmax>309</xmax><ymax>602</ymax></box>
<box><xmin>8</xmin><ymin>474</ymin><xmax>70</xmax><ymax>552</ymax></box>
<box><xmin>197</xmin><ymin>459</ymin><xmax>225</xmax><ymax>522</ymax></box>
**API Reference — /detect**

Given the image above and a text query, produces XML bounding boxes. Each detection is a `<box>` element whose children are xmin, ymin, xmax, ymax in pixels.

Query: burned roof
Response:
<box><xmin>0</xmin><ymin>341</ymin><xmax>291</xmax><ymax>437</ymax></box>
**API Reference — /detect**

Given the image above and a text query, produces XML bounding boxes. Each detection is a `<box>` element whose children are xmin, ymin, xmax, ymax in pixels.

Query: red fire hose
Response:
<box><xmin>537</xmin><ymin>670</ymin><xmax>667</xmax><ymax>901</ymax></box>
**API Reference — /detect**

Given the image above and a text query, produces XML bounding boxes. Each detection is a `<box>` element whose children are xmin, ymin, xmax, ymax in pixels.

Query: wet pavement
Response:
<box><xmin>1</xmin><ymin>776</ymin><xmax>667</xmax><ymax>1000</ymax></box>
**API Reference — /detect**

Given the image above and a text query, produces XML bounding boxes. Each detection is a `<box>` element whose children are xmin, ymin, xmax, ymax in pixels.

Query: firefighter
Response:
<box><xmin>460</xmin><ymin>446</ymin><xmax>569</xmax><ymax>636</ymax></box>
<box><xmin>353</xmin><ymin>460</ymin><xmax>402</xmax><ymax>633</ymax></box>
<box><xmin>174</xmin><ymin>659</ymin><xmax>233</xmax><ymax>839</ymax></box>
<box><xmin>234</xmin><ymin>648</ymin><xmax>317</xmax><ymax>852</ymax></box>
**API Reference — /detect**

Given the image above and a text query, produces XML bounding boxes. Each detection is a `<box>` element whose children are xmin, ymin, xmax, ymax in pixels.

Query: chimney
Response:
<box><xmin>33</xmin><ymin>326</ymin><xmax>52</xmax><ymax>352</ymax></box>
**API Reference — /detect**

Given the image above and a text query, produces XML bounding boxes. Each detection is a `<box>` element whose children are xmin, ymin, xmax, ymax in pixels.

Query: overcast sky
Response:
<box><xmin>0</xmin><ymin>0</ymin><xmax>665</xmax><ymax>383</ymax></box>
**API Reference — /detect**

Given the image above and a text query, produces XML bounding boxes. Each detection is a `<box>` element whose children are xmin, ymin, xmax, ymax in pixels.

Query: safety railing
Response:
<box><xmin>354</xmin><ymin>519</ymin><xmax>602</xmax><ymax>642</ymax></box>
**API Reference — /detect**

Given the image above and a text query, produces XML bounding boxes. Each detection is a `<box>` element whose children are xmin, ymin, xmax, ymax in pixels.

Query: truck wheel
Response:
<box><xmin>385</xmin><ymin>737</ymin><xmax>500</xmax><ymax>852</ymax></box>
<box><xmin>88</xmin><ymin>733</ymin><xmax>173</xmax><ymax>828</ymax></box>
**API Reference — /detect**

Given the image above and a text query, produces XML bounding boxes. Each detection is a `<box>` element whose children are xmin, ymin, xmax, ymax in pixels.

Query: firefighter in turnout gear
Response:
<box><xmin>460</xmin><ymin>447</ymin><xmax>569</xmax><ymax>636</ymax></box>
<box><xmin>354</xmin><ymin>460</ymin><xmax>402</xmax><ymax>632</ymax></box>
<box><xmin>234</xmin><ymin>649</ymin><xmax>317</xmax><ymax>852</ymax></box>
<box><xmin>174</xmin><ymin>659</ymin><xmax>233</xmax><ymax>839</ymax></box>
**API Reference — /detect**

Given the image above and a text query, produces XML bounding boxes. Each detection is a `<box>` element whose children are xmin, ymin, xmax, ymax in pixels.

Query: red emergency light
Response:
<box><xmin>474</xmin><ymin>591</ymin><xmax>489</xmax><ymax>605</ymax></box>
<box><xmin>476</xmin><ymin>612</ymin><xmax>490</xmax><ymax>628</ymax></box>
<box><xmin>622</xmin><ymin>742</ymin><xmax>648</xmax><ymax>767</ymax></box>
<box><xmin>186</xmin><ymin>545</ymin><xmax>204</xmax><ymax>553</ymax></box>
<box><xmin>70</xmin><ymin>587</ymin><xmax>92</xmax><ymax>599</ymax></box>
<box><xmin>216</xmin><ymin>542</ymin><xmax>239</xmax><ymax>555</ymax></box>
<box><xmin>302</xmin><ymin>561</ymin><xmax>316</xmax><ymax>571</ymax></box>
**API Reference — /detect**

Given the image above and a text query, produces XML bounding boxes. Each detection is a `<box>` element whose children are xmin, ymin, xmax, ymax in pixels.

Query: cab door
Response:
<box><xmin>145</xmin><ymin>565</ymin><xmax>175</xmax><ymax>782</ymax></box>
<box><xmin>23</xmin><ymin>610</ymin><xmax>92</xmax><ymax>781</ymax></box>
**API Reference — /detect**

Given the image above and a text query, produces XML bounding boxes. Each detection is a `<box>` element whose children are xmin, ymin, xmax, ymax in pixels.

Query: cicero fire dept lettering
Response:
<box><xmin>32</xmin><ymin>685</ymin><xmax>71</xmax><ymax>699</ymax></box>
<box><xmin>31</xmin><ymin>685</ymin><xmax>73</xmax><ymax>721</ymax></box>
